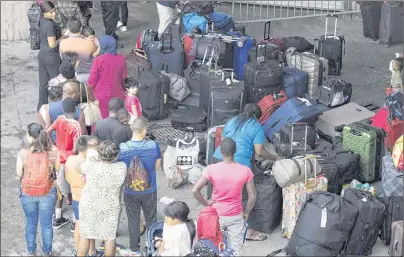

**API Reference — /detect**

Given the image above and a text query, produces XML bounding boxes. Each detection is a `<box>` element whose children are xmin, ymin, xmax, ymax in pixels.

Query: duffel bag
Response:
<box><xmin>182</xmin><ymin>12</ymin><xmax>208</xmax><ymax>33</ymax></box>
<box><xmin>189</xmin><ymin>34</ymin><xmax>226</xmax><ymax>64</ymax></box>
<box><xmin>207</xmin><ymin>11</ymin><xmax>235</xmax><ymax>34</ymax></box>
<box><xmin>163</xmin><ymin>71</ymin><xmax>191</xmax><ymax>102</ymax></box>
<box><xmin>243</xmin><ymin>160</ymin><xmax>282</xmax><ymax>234</ymax></box>
<box><xmin>282</xmin><ymin>36</ymin><xmax>314</xmax><ymax>52</ymax></box>
<box><xmin>272</xmin><ymin>155</ymin><xmax>321</xmax><ymax>188</ymax></box>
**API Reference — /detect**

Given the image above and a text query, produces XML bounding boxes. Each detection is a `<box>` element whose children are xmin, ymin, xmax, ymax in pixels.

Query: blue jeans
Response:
<box><xmin>20</xmin><ymin>187</ymin><xmax>57</xmax><ymax>254</ymax></box>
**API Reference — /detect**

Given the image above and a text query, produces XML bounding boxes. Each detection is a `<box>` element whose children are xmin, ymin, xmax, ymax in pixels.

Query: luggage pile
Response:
<box><xmin>126</xmin><ymin>4</ymin><xmax>403</xmax><ymax>255</ymax></box>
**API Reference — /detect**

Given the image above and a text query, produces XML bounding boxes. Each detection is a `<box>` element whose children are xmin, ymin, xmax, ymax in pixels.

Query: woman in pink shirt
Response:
<box><xmin>88</xmin><ymin>35</ymin><xmax>127</xmax><ymax>118</ymax></box>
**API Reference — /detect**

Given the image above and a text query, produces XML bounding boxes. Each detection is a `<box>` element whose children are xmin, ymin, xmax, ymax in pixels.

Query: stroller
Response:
<box><xmin>142</xmin><ymin>221</ymin><xmax>164</xmax><ymax>257</ymax></box>
<box><xmin>142</xmin><ymin>220</ymin><xmax>246</xmax><ymax>256</ymax></box>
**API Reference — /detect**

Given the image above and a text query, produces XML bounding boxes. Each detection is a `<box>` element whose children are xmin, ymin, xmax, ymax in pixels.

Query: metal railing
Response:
<box><xmin>218</xmin><ymin>1</ymin><xmax>361</xmax><ymax>23</ymax></box>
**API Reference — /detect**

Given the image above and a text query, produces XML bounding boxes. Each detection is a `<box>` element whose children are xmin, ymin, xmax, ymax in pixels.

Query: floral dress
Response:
<box><xmin>79</xmin><ymin>161</ymin><xmax>127</xmax><ymax>240</ymax></box>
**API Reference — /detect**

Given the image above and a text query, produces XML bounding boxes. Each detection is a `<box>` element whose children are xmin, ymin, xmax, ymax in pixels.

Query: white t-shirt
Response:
<box><xmin>161</xmin><ymin>223</ymin><xmax>192</xmax><ymax>256</ymax></box>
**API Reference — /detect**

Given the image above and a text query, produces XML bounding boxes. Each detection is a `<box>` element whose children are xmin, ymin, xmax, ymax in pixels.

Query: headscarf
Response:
<box><xmin>196</xmin><ymin>206</ymin><xmax>223</xmax><ymax>248</ymax></box>
<box><xmin>99</xmin><ymin>35</ymin><xmax>117</xmax><ymax>55</ymax></box>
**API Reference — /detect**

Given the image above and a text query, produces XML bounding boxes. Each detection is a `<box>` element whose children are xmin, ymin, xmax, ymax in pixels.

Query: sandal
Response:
<box><xmin>246</xmin><ymin>231</ymin><xmax>267</xmax><ymax>241</ymax></box>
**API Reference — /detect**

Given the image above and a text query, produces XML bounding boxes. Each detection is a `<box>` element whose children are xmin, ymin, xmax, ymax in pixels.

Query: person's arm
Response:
<box><xmin>87</xmin><ymin>58</ymin><xmax>99</xmax><ymax>89</ymax></box>
<box><xmin>192</xmin><ymin>175</ymin><xmax>211</xmax><ymax>207</ymax></box>
<box><xmin>155</xmin><ymin>144</ymin><xmax>162</xmax><ymax>171</ymax></box>
<box><xmin>254</xmin><ymin>144</ymin><xmax>280</xmax><ymax>161</ymax></box>
<box><xmin>78</xmin><ymin>112</ymin><xmax>88</xmax><ymax>135</ymax></box>
<box><xmin>45</xmin><ymin>105</ymin><xmax>52</xmax><ymax>129</ymax></box>
<box><xmin>131</xmin><ymin>105</ymin><xmax>139</xmax><ymax>118</ymax></box>
<box><xmin>46</xmin><ymin>22</ymin><xmax>58</xmax><ymax>49</ymax></box>
<box><xmin>37</xmin><ymin>105</ymin><xmax>47</xmax><ymax>128</ymax></box>
<box><xmin>46</xmin><ymin>118</ymin><xmax>58</xmax><ymax>133</ymax></box>
<box><xmin>55</xmin><ymin>151</ymin><xmax>61</xmax><ymax>172</ymax></box>
<box><xmin>121</xmin><ymin>60</ymin><xmax>128</xmax><ymax>90</ymax></box>
<box><xmin>243</xmin><ymin>179</ymin><xmax>257</xmax><ymax>220</ymax></box>
<box><xmin>16</xmin><ymin>150</ymin><xmax>25</xmax><ymax>178</ymax></box>
<box><xmin>253</xmin><ymin>126</ymin><xmax>280</xmax><ymax>161</ymax></box>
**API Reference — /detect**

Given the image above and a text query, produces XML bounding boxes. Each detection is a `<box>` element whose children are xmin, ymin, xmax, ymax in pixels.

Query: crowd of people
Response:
<box><xmin>18</xmin><ymin>1</ymin><xmax>285</xmax><ymax>256</ymax></box>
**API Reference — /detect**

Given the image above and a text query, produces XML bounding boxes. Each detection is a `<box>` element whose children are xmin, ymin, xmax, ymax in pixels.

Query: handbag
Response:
<box><xmin>174</xmin><ymin>137</ymin><xmax>200</xmax><ymax>171</ymax></box>
<box><xmin>79</xmin><ymin>83</ymin><xmax>102</xmax><ymax>126</ymax></box>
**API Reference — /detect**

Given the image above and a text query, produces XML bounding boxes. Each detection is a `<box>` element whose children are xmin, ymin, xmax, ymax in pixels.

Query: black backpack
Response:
<box><xmin>27</xmin><ymin>3</ymin><xmax>42</xmax><ymax>50</ymax></box>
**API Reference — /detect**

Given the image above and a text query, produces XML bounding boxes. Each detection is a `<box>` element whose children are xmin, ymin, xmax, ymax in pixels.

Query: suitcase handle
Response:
<box><xmin>256</xmin><ymin>43</ymin><xmax>267</xmax><ymax>62</ymax></box>
<box><xmin>206</xmin><ymin>20</ymin><xmax>215</xmax><ymax>33</ymax></box>
<box><xmin>264</xmin><ymin>21</ymin><xmax>271</xmax><ymax>40</ymax></box>
<box><xmin>219</xmin><ymin>68</ymin><xmax>235</xmax><ymax>82</ymax></box>
<box><xmin>160</xmin><ymin>33</ymin><xmax>174</xmax><ymax>54</ymax></box>
<box><xmin>325</xmin><ymin>14</ymin><xmax>338</xmax><ymax>39</ymax></box>
<box><xmin>161</xmin><ymin>62</ymin><xmax>168</xmax><ymax>73</ymax></box>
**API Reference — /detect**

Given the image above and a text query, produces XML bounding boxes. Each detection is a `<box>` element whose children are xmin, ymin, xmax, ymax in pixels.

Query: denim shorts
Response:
<box><xmin>72</xmin><ymin>200</ymin><xmax>79</xmax><ymax>220</ymax></box>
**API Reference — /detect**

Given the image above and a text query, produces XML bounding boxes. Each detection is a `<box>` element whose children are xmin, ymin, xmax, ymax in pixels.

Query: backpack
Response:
<box><xmin>21</xmin><ymin>151</ymin><xmax>53</xmax><ymax>196</ymax></box>
<box><xmin>27</xmin><ymin>3</ymin><xmax>42</xmax><ymax>50</ymax></box>
<box><xmin>385</xmin><ymin>91</ymin><xmax>404</xmax><ymax>121</ymax></box>
<box><xmin>125</xmin><ymin>149</ymin><xmax>151</xmax><ymax>192</ymax></box>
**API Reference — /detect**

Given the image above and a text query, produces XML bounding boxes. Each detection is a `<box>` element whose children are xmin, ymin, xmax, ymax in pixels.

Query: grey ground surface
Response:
<box><xmin>1</xmin><ymin>2</ymin><xmax>402</xmax><ymax>256</ymax></box>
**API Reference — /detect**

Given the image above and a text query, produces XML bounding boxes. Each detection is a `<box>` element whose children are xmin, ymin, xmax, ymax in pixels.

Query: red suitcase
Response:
<box><xmin>387</xmin><ymin>119</ymin><xmax>404</xmax><ymax>151</ymax></box>
<box><xmin>257</xmin><ymin>91</ymin><xmax>287</xmax><ymax>124</ymax></box>
<box><xmin>183</xmin><ymin>34</ymin><xmax>195</xmax><ymax>66</ymax></box>
<box><xmin>261</xmin><ymin>21</ymin><xmax>285</xmax><ymax>52</ymax></box>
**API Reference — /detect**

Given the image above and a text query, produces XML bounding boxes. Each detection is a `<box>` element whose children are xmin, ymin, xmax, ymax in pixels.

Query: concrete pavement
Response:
<box><xmin>1</xmin><ymin>2</ymin><xmax>402</xmax><ymax>256</ymax></box>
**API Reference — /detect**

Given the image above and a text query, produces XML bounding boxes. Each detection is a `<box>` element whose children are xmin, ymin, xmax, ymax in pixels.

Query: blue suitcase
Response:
<box><xmin>283</xmin><ymin>67</ymin><xmax>308</xmax><ymax>98</ymax></box>
<box><xmin>228</xmin><ymin>31</ymin><xmax>255</xmax><ymax>80</ymax></box>
<box><xmin>262</xmin><ymin>97</ymin><xmax>327</xmax><ymax>141</ymax></box>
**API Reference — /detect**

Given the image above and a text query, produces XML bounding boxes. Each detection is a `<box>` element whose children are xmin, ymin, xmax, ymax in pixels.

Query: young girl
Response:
<box><xmin>389</xmin><ymin>57</ymin><xmax>403</xmax><ymax>93</ymax></box>
<box><xmin>81</xmin><ymin>26</ymin><xmax>101</xmax><ymax>57</ymax></box>
<box><xmin>124</xmin><ymin>77</ymin><xmax>142</xmax><ymax>121</ymax></box>
<box><xmin>155</xmin><ymin>201</ymin><xmax>195</xmax><ymax>256</ymax></box>
<box><xmin>86</xmin><ymin>136</ymin><xmax>100</xmax><ymax>162</ymax></box>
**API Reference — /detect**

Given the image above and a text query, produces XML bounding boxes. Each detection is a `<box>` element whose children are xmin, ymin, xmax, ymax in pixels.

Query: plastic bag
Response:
<box><xmin>188</xmin><ymin>164</ymin><xmax>205</xmax><ymax>184</ymax></box>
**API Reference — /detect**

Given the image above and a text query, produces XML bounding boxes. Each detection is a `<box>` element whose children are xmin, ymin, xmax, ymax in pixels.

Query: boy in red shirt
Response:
<box><xmin>47</xmin><ymin>97</ymin><xmax>83</xmax><ymax>229</ymax></box>
<box><xmin>124</xmin><ymin>77</ymin><xmax>142</xmax><ymax>124</ymax></box>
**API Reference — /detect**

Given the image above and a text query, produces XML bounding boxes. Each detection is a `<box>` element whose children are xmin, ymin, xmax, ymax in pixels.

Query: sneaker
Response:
<box><xmin>70</xmin><ymin>221</ymin><xmax>75</xmax><ymax>232</ymax></box>
<box><xmin>53</xmin><ymin>217</ymin><xmax>70</xmax><ymax>229</ymax></box>
<box><xmin>119</xmin><ymin>249</ymin><xmax>141</xmax><ymax>256</ymax></box>
<box><xmin>22</xmin><ymin>251</ymin><xmax>36</xmax><ymax>256</ymax></box>
<box><xmin>67</xmin><ymin>194</ymin><xmax>73</xmax><ymax>205</ymax></box>
<box><xmin>71</xmin><ymin>249</ymin><xmax>77</xmax><ymax>257</ymax></box>
<box><xmin>42</xmin><ymin>251</ymin><xmax>52</xmax><ymax>257</ymax></box>
<box><xmin>99</xmin><ymin>242</ymin><xmax>124</xmax><ymax>252</ymax></box>
<box><xmin>88</xmin><ymin>250</ymin><xmax>104</xmax><ymax>257</ymax></box>
<box><xmin>120</xmin><ymin>26</ymin><xmax>127</xmax><ymax>32</ymax></box>
<box><xmin>117</xmin><ymin>21</ymin><xmax>123</xmax><ymax>29</ymax></box>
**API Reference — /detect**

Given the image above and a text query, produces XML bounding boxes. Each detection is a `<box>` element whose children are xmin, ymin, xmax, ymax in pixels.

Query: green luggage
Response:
<box><xmin>343</xmin><ymin>124</ymin><xmax>378</xmax><ymax>183</ymax></box>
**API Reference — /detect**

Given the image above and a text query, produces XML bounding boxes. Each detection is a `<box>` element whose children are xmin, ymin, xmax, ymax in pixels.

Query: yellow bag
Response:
<box><xmin>392</xmin><ymin>136</ymin><xmax>404</xmax><ymax>170</ymax></box>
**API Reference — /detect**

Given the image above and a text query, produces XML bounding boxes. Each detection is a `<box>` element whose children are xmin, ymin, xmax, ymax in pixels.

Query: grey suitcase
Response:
<box><xmin>146</xmin><ymin>25</ymin><xmax>185</xmax><ymax>76</ymax></box>
<box><xmin>379</xmin><ymin>2</ymin><xmax>404</xmax><ymax>47</ymax></box>
<box><xmin>285</xmin><ymin>191</ymin><xmax>358</xmax><ymax>256</ymax></box>
<box><xmin>286</xmin><ymin>49</ymin><xmax>329</xmax><ymax>100</ymax></box>
<box><xmin>389</xmin><ymin>220</ymin><xmax>403</xmax><ymax>257</ymax></box>
<box><xmin>314</xmin><ymin>103</ymin><xmax>376</xmax><ymax>140</ymax></box>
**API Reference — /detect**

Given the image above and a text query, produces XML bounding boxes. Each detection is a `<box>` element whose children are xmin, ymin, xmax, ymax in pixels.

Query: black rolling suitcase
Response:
<box><xmin>208</xmin><ymin>69</ymin><xmax>245</xmax><ymax>127</ymax></box>
<box><xmin>278</xmin><ymin>123</ymin><xmax>317</xmax><ymax>149</ymax></box>
<box><xmin>171</xmin><ymin>105</ymin><xmax>208</xmax><ymax>132</ymax></box>
<box><xmin>244</xmin><ymin>55</ymin><xmax>283</xmax><ymax>103</ymax></box>
<box><xmin>379</xmin><ymin>2</ymin><xmax>404</xmax><ymax>47</ymax></box>
<box><xmin>342</xmin><ymin>188</ymin><xmax>386</xmax><ymax>256</ymax></box>
<box><xmin>377</xmin><ymin>196</ymin><xmax>404</xmax><ymax>245</ymax></box>
<box><xmin>285</xmin><ymin>192</ymin><xmax>358</xmax><ymax>256</ymax></box>
<box><xmin>316</xmin><ymin>14</ymin><xmax>345</xmax><ymax>76</ymax></box>
<box><xmin>137</xmin><ymin>70</ymin><xmax>170</xmax><ymax>120</ymax></box>
<box><xmin>360</xmin><ymin>1</ymin><xmax>383</xmax><ymax>41</ymax></box>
